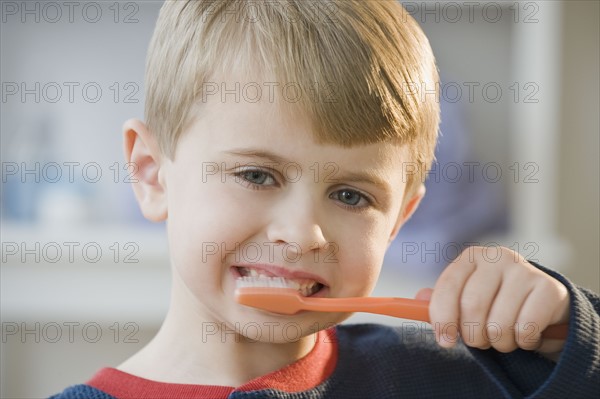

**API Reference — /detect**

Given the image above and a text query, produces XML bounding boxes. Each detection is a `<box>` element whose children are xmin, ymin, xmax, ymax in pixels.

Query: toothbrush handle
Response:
<box><xmin>539</xmin><ymin>323</ymin><xmax>569</xmax><ymax>340</ymax></box>
<box><xmin>301</xmin><ymin>297</ymin><xmax>568</xmax><ymax>339</ymax></box>
<box><xmin>301</xmin><ymin>296</ymin><xmax>430</xmax><ymax>322</ymax></box>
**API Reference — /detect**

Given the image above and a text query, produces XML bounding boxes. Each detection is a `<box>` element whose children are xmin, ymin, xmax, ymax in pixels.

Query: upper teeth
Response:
<box><xmin>286</xmin><ymin>279</ymin><xmax>321</xmax><ymax>297</ymax></box>
<box><xmin>238</xmin><ymin>267</ymin><xmax>322</xmax><ymax>296</ymax></box>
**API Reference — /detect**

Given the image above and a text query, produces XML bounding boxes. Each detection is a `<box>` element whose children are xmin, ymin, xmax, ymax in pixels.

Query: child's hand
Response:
<box><xmin>417</xmin><ymin>246</ymin><xmax>570</xmax><ymax>356</ymax></box>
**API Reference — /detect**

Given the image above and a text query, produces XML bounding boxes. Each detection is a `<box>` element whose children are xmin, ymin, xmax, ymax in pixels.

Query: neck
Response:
<box><xmin>118</xmin><ymin>272</ymin><xmax>316</xmax><ymax>386</ymax></box>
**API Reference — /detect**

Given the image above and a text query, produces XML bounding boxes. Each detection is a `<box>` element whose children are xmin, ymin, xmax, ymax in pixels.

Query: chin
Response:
<box><xmin>227</xmin><ymin>309</ymin><xmax>344</xmax><ymax>344</ymax></box>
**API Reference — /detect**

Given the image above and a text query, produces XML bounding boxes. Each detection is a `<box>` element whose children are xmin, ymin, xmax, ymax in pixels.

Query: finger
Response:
<box><xmin>458</xmin><ymin>266</ymin><xmax>502</xmax><ymax>349</ymax></box>
<box><xmin>415</xmin><ymin>288</ymin><xmax>433</xmax><ymax>301</ymax></box>
<box><xmin>485</xmin><ymin>271</ymin><xmax>533</xmax><ymax>353</ymax></box>
<box><xmin>430</xmin><ymin>260</ymin><xmax>476</xmax><ymax>348</ymax></box>
<box><xmin>516</xmin><ymin>277</ymin><xmax>570</xmax><ymax>352</ymax></box>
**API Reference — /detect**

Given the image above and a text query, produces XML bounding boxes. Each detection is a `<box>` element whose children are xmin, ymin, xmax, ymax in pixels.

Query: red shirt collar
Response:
<box><xmin>87</xmin><ymin>328</ymin><xmax>338</xmax><ymax>399</ymax></box>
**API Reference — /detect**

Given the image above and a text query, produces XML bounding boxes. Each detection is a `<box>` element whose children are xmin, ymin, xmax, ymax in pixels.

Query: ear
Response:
<box><xmin>387</xmin><ymin>183</ymin><xmax>426</xmax><ymax>245</ymax></box>
<box><xmin>123</xmin><ymin>118</ymin><xmax>168</xmax><ymax>222</ymax></box>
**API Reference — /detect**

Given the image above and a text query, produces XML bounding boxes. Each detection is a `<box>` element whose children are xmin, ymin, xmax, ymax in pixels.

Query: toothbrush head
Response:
<box><xmin>235</xmin><ymin>276</ymin><xmax>305</xmax><ymax>314</ymax></box>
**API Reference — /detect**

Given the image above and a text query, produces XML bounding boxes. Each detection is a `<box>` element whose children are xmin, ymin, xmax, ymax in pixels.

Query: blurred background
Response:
<box><xmin>1</xmin><ymin>1</ymin><xmax>598</xmax><ymax>397</ymax></box>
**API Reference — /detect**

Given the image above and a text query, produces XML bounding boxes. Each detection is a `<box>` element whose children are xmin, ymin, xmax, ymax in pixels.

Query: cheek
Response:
<box><xmin>166</xmin><ymin>177</ymin><xmax>272</xmax><ymax>294</ymax></box>
<box><xmin>334</xmin><ymin>224</ymin><xmax>389</xmax><ymax>296</ymax></box>
<box><xmin>169</xmin><ymin>177</ymin><xmax>256</xmax><ymax>242</ymax></box>
<box><xmin>166</xmin><ymin>181</ymin><xmax>243</xmax><ymax>280</ymax></box>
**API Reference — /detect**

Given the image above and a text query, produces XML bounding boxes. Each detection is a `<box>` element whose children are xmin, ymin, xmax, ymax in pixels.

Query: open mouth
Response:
<box><xmin>234</xmin><ymin>266</ymin><xmax>326</xmax><ymax>297</ymax></box>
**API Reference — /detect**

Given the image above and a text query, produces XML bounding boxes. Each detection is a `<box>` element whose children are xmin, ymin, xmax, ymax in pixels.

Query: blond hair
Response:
<box><xmin>145</xmin><ymin>0</ymin><xmax>440</xmax><ymax>195</ymax></box>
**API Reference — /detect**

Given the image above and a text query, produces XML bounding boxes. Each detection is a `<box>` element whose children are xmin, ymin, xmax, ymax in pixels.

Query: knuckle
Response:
<box><xmin>491</xmin><ymin>332</ymin><xmax>518</xmax><ymax>353</ymax></box>
<box><xmin>486</xmin><ymin>321</ymin><xmax>503</xmax><ymax>336</ymax></box>
<box><xmin>515</xmin><ymin>323</ymin><xmax>542</xmax><ymax>349</ymax></box>
<box><xmin>460</xmin><ymin>295</ymin><xmax>486</xmax><ymax>316</ymax></box>
<box><xmin>499</xmin><ymin>245</ymin><xmax>517</xmax><ymax>259</ymax></box>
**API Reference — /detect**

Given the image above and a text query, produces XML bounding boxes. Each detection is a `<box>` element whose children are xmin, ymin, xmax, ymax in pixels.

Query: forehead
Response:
<box><xmin>187</xmin><ymin>87</ymin><xmax>408</xmax><ymax>169</ymax></box>
<box><xmin>206</xmin><ymin>69</ymin><xmax>399</xmax><ymax>132</ymax></box>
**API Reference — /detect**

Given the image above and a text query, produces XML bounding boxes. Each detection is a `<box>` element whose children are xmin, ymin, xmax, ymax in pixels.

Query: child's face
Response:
<box><xmin>154</xmin><ymin>80</ymin><xmax>423</xmax><ymax>342</ymax></box>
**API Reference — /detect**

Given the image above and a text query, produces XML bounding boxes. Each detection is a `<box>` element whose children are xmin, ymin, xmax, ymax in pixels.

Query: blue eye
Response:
<box><xmin>331</xmin><ymin>189</ymin><xmax>371</xmax><ymax>209</ymax></box>
<box><xmin>337</xmin><ymin>190</ymin><xmax>361</xmax><ymax>205</ymax></box>
<box><xmin>242</xmin><ymin>170</ymin><xmax>269</xmax><ymax>185</ymax></box>
<box><xmin>234</xmin><ymin>169</ymin><xmax>277</xmax><ymax>188</ymax></box>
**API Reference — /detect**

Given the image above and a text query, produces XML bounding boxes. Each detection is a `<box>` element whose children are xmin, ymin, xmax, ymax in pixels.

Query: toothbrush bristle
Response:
<box><xmin>235</xmin><ymin>276</ymin><xmax>303</xmax><ymax>314</ymax></box>
<box><xmin>235</xmin><ymin>276</ymin><xmax>294</xmax><ymax>289</ymax></box>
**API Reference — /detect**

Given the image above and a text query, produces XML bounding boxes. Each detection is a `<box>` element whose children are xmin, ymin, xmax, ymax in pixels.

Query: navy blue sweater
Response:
<box><xmin>50</xmin><ymin>266</ymin><xmax>600</xmax><ymax>398</ymax></box>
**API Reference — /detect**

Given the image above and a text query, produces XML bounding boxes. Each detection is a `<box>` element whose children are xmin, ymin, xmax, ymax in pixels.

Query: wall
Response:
<box><xmin>558</xmin><ymin>0</ymin><xmax>600</xmax><ymax>292</ymax></box>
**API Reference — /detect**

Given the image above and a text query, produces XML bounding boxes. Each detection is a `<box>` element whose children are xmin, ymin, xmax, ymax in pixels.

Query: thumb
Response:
<box><xmin>415</xmin><ymin>288</ymin><xmax>433</xmax><ymax>301</ymax></box>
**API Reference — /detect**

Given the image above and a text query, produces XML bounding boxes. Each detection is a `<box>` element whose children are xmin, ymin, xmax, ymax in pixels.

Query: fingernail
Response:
<box><xmin>438</xmin><ymin>332</ymin><xmax>455</xmax><ymax>348</ymax></box>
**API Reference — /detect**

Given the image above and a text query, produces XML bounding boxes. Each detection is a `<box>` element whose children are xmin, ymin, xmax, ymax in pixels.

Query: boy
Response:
<box><xmin>51</xmin><ymin>1</ymin><xmax>599</xmax><ymax>398</ymax></box>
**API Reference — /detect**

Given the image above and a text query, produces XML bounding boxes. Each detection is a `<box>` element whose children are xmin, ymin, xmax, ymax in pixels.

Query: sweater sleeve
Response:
<box><xmin>468</xmin><ymin>261</ymin><xmax>600</xmax><ymax>398</ymax></box>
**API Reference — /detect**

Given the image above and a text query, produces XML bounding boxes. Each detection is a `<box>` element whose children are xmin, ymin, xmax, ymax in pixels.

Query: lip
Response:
<box><xmin>230</xmin><ymin>263</ymin><xmax>330</xmax><ymax>287</ymax></box>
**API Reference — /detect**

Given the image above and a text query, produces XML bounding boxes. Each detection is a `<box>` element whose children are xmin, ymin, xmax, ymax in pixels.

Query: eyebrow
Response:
<box><xmin>331</xmin><ymin>170</ymin><xmax>393</xmax><ymax>197</ymax></box>
<box><xmin>222</xmin><ymin>148</ymin><xmax>289</xmax><ymax>165</ymax></box>
<box><xmin>222</xmin><ymin>148</ymin><xmax>393</xmax><ymax>197</ymax></box>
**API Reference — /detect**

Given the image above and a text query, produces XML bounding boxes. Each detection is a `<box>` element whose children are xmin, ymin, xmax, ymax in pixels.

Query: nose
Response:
<box><xmin>266</xmin><ymin>191</ymin><xmax>328</xmax><ymax>256</ymax></box>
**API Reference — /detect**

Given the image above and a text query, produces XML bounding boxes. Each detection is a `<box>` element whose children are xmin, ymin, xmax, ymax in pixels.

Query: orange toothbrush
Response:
<box><xmin>235</xmin><ymin>277</ymin><xmax>569</xmax><ymax>340</ymax></box>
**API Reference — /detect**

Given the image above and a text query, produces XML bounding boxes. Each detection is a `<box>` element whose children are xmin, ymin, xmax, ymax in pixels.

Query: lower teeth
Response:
<box><xmin>302</xmin><ymin>283</ymin><xmax>323</xmax><ymax>296</ymax></box>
